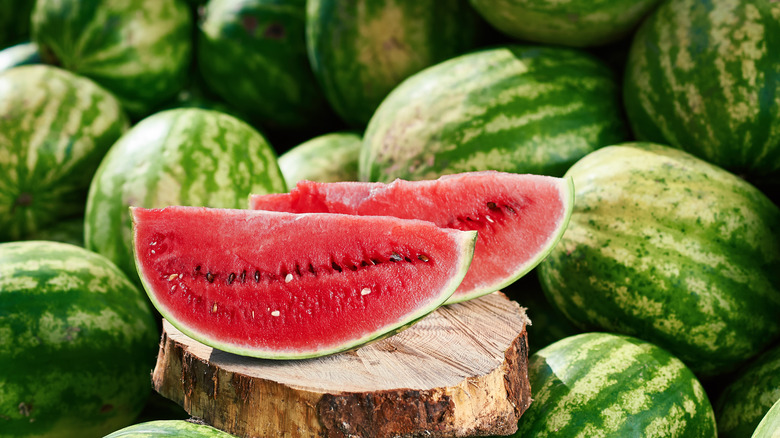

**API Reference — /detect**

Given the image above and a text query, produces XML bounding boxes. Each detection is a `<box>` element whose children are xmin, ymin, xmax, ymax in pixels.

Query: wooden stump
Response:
<box><xmin>152</xmin><ymin>292</ymin><xmax>532</xmax><ymax>437</ymax></box>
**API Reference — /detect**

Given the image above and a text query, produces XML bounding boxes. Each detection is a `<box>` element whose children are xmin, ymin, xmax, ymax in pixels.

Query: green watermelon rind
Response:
<box><xmin>84</xmin><ymin>108</ymin><xmax>286</xmax><ymax>285</ymax></box>
<box><xmin>515</xmin><ymin>332</ymin><xmax>717</xmax><ymax>437</ymax></box>
<box><xmin>622</xmin><ymin>0</ymin><xmax>780</xmax><ymax>179</ymax></box>
<box><xmin>103</xmin><ymin>420</ymin><xmax>237</xmax><ymax>437</ymax></box>
<box><xmin>468</xmin><ymin>0</ymin><xmax>661</xmax><ymax>47</ymax></box>
<box><xmin>277</xmin><ymin>131</ymin><xmax>363</xmax><ymax>187</ymax></box>
<box><xmin>132</xmin><ymin>208</ymin><xmax>478</xmax><ymax>360</ymax></box>
<box><xmin>716</xmin><ymin>343</ymin><xmax>780</xmax><ymax>438</ymax></box>
<box><xmin>538</xmin><ymin>142</ymin><xmax>780</xmax><ymax>377</ymax></box>
<box><xmin>359</xmin><ymin>44</ymin><xmax>628</xmax><ymax>183</ymax></box>
<box><xmin>0</xmin><ymin>240</ymin><xmax>159</xmax><ymax>438</ymax></box>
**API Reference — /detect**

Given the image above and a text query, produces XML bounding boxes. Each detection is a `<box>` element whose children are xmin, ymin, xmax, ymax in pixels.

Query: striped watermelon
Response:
<box><xmin>752</xmin><ymin>398</ymin><xmax>780</xmax><ymax>438</ymax></box>
<box><xmin>515</xmin><ymin>332</ymin><xmax>716</xmax><ymax>437</ymax></box>
<box><xmin>623</xmin><ymin>0</ymin><xmax>780</xmax><ymax>182</ymax></box>
<box><xmin>0</xmin><ymin>65</ymin><xmax>128</xmax><ymax>242</ymax></box>
<box><xmin>0</xmin><ymin>42</ymin><xmax>41</xmax><ymax>73</ymax></box>
<box><xmin>105</xmin><ymin>420</ymin><xmax>237</xmax><ymax>437</ymax></box>
<box><xmin>537</xmin><ymin>142</ymin><xmax>780</xmax><ymax>377</ymax></box>
<box><xmin>31</xmin><ymin>0</ymin><xmax>193</xmax><ymax>119</ymax></box>
<box><xmin>84</xmin><ymin>108</ymin><xmax>286</xmax><ymax>285</ymax></box>
<box><xmin>0</xmin><ymin>241</ymin><xmax>159</xmax><ymax>438</ymax></box>
<box><xmin>360</xmin><ymin>45</ymin><xmax>628</xmax><ymax>183</ymax></box>
<box><xmin>306</xmin><ymin>0</ymin><xmax>485</xmax><ymax>128</ymax></box>
<box><xmin>198</xmin><ymin>0</ymin><xmax>333</xmax><ymax>130</ymax></box>
<box><xmin>716</xmin><ymin>343</ymin><xmax>780</xmax><ymax>438</ymax></box>
<box><xmin>468</xmin><ymin>0</ymin><xmax>662</xmax><ymax>47</ymax></box>
<box><xmin>278</xmin><ymin>131</ymin><xmax>363</xmax><ymax>187</ymax></box>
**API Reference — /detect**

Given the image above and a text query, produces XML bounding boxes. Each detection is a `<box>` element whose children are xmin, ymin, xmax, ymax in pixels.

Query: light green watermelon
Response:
<box><xmin>0</xmin><ymin>65</ymin><xmax>129</xmax><ymax>242</ymax></box>
<box><xmin>468</xmin><ymin>0</ymin><xmax>662</xmax><ymax>47</ymax></box>
<box><xmin>623</xmin><ymin>0</ymin><xmax>780</xmax><ymax>183</ymax></box>
<box><xmin>537</xmin><ymin>142</ymin><xmax>780</xmax><ymax>377</ymax></box>
<box><xmin>103</xmin><ymin>420</ymin><xmax>237</xmax><ymax>437</ymax></box>
<box><xmin>752</xmin><ymin>397</ymin><xmax>780</xmax><ymax>438</ymax></box>
<box><xmin>514</xmin><ymin>332</ymin><xmax>716</xmax><ymax>437</ymax></box>
<box><xmin>360</xmin><ymin>45</ymin><xmax>628</xmax><ymax>182</ymax></box>
<box><xmin>198</xmin><ymin>0</ymin><xmax>333</xmax><ymax>130</ymax></box>
<box><xmin>31</xmin><ymin>0</ymin><xmax>193</xmax><ymax>119</ymax></box>
<box><xmin>716</xmin><ymin>343</ymin><xmax>780</xmax><ymax>438</ymax></box>
<box><xmin>84</xmin><ymin>108</ymin><xmax>287</xmax><ymax>285</ymax></box>
<box><xmin>306</xmin><ymin>0</ymin><xmax>486</xmax><ymax>128</ymax></box>
<box><xmin>0</xmin><ymin>241</ymin><xmax>159</xmax><ymax>438</ymax></box>
<box><xmin>278</xmin><ymin>131</ymin><xmax>362</xmax><ymax>186</ymax></box>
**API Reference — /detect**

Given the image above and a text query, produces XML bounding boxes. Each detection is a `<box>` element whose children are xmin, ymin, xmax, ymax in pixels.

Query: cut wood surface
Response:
<box><xmin>152</xmin><ymin>291</ymin><xmax>532</xmax><ymax>438</ymax></box>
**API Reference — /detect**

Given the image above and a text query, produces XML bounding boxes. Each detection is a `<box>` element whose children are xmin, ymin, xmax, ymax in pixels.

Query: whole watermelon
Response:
<box><xmin>104</xmin><ymin>420</ymin><xmax>237</xmax><ymax>437</ymax></box>
<box><xmin>0</xmin><ymin>65</ymin><xmax>128</xmax><ymax>242</ymax></box>
<box><xmin>278</xmin><ymin>131</ymin><xmax>363</xmax><ymax>187</ymax></box>
<box><xmin>198</xmin><ymin>0</ymin><xmax>332</xmax><ymax>130</ymax></box>
<box><xmin>538</xmin><ymin>142</ymin><xmax>780</xmax><ymax>377</ymax></box>
<box><xmin>514</xmin><ymin>332</ymin><xmax>716</xmax><ymax>437</ymax></box>
<box><xmin>306</xmin><ymin>0</ymin><xmax>485</xmax><ymax>128</ymax></box>
<box><xmin>715</xmin><ymin>343</ymin><xmax>780</xmax><ymax>438</ymax></box>
<box><xmin>0</xmin><ymin>241</ymin><xmax>159</xmax><ymax>438</ymax></box>
<box><xmin>31</xmin><ymin>0</ymin><xmax>193</xmax><ymax>119</ymax></box>
<box><xmin>623</xmin><ymin>0</ymin><xmax>780</xmax><ymax>183</ymax></box>
<box><xmin>468</xmin><ymin>0</ymin><xmax>662</xmax><ymax>47</ymax></box>
<box><xmin>84</xmin><ymin>108</ymin><xmax>287</xmax><ymax>285</ymax></box>
<box><xmin>360</xmin><ymin>45</ymin><xmax>628</xmax><ymax>182</ymax></box>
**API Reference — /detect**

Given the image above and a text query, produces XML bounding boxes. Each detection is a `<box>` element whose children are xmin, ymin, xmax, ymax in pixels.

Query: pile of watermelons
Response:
<box><xmin>1</xmin><ymin>0</ymin><xmax>779</xmax><ymax>437</ymax></box>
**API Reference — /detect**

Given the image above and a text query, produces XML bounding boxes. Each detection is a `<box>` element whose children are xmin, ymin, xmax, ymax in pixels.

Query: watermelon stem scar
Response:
<box><xmin>132</xmin><ymin>206</ymin><xmax>476</xmax><ymax>360</ymax></box>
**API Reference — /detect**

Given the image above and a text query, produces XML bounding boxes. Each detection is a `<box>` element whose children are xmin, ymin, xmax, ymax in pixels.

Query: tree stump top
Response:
<box><xmin>153</xmin><ymin>291</ymin><xmax>532</xmax><ymax>437</ymax></box>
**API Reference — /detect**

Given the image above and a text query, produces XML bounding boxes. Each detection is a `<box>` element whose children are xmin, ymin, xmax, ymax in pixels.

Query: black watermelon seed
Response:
<box><xmin>227</xmin><ymin>273</ymin><xmax>236</xmax><ymax>285</ymax></box>
<box><xmin>254</xmin><ymin>271</ymin><xmax>260</xmax><ymax>282</ymax></box>
<box><xmin>206</xmin><ymin>272</ymin><xmax>215</xmax><ymax>283</ymax></box>
<box><xmin>418</xmin><ymin>254</ymin><xmax>429</xmax><ymax>262</ymax></box>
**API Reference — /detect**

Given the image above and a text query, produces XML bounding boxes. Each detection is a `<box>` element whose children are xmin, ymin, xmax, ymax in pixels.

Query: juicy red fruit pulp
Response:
<box><xmin>132</xmin><ymin>206</ymin><xmax>475</xmax><ymax>358</ymax></box>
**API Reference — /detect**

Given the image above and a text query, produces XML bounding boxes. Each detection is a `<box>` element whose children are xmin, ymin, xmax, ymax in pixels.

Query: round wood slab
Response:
<box><xmin>151</xmin><ymin>291</ymin><xmax>532</xmax><ymax>437</ymax></box>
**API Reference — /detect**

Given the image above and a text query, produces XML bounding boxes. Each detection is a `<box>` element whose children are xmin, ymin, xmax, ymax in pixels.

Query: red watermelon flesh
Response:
<box><xmin>132</xmin><ymin>206</ymin><xmax>476</xmax><ymax>359</ymax></box>
<box><xmin>250</xmin><ymin>171</ymin><xmax>574</xmax><ymax>303</ymax></box>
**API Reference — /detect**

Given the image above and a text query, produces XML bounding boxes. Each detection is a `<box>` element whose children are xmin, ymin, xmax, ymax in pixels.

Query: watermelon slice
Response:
<box><xmin>132</xmin><ymin>206</ymin><xmax>476</xmax><ymax>359</ymax></box>
<box><xmin>250</xmin><ymin>171</ymin><xmax>574</xmax><ymax>303</ymax></box>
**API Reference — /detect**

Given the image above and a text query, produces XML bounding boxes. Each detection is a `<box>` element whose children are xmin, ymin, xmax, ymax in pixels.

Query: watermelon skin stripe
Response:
<box><xmin>31</xmin><ymin>0</ymin><xmax>193</xmax><ymax>118</ymax></box>
<box><xmin>197</xmin><ymin>0</ymin><xmax>333</xmax><ymax>130</ymax></box>
<box><xmin>514</xmin><ymin>332</ymin><xmax>717</xmax><ymax>437</ymax></box>
<box><xmin>0</xmin><ymin>65</ymin><xmax>128</xmax><ymax>242</ymax></box>
<box><xmin>538</xmin><ymin>143</ymin><xmax>780</xmax><ymax>377</ymax></box>
<box><xmin>468</xmin><ymin>0</ymin><xmax>662</xmax><ymax>47</ymax></box>
<box><xmin>306</xmin><ymin>0</ymin><xmax>484</xmax><ymax>128</ymax></box>
<box><xmin>715</xmin><ymin>343</ymin><xmax>780</xmax><ymax>438</ymax></box>
<box><xmin>623</xmin><ymin>0</ymin><xmax>780</xmax><ymax>180</ymax></box>
<box><xmin>0</xmin><ymin>241</ymin><xmax>159</xmax><ymax>438</ymax></box>
<box><xmin>84</xmin><ymin>108</ymin><xmax>286</xmax><ymax>286</ymax></box>
<box><xmin>360</xmin><ymin>45</ymin><xmax>628</xmax><ymax>183</ymax></box>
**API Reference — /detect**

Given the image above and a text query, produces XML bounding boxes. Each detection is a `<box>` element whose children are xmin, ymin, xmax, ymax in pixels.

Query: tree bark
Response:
<box><xmin>152</xmin><ymin>291</ymin><xmax>532</xmax><ymax>437</ymax></box>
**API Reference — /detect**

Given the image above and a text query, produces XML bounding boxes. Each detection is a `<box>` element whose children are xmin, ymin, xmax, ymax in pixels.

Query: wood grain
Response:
<box><xmin>152</xmin><ymin>291</ymin><xmax>532</xmax><ymax>437</ymax></box>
